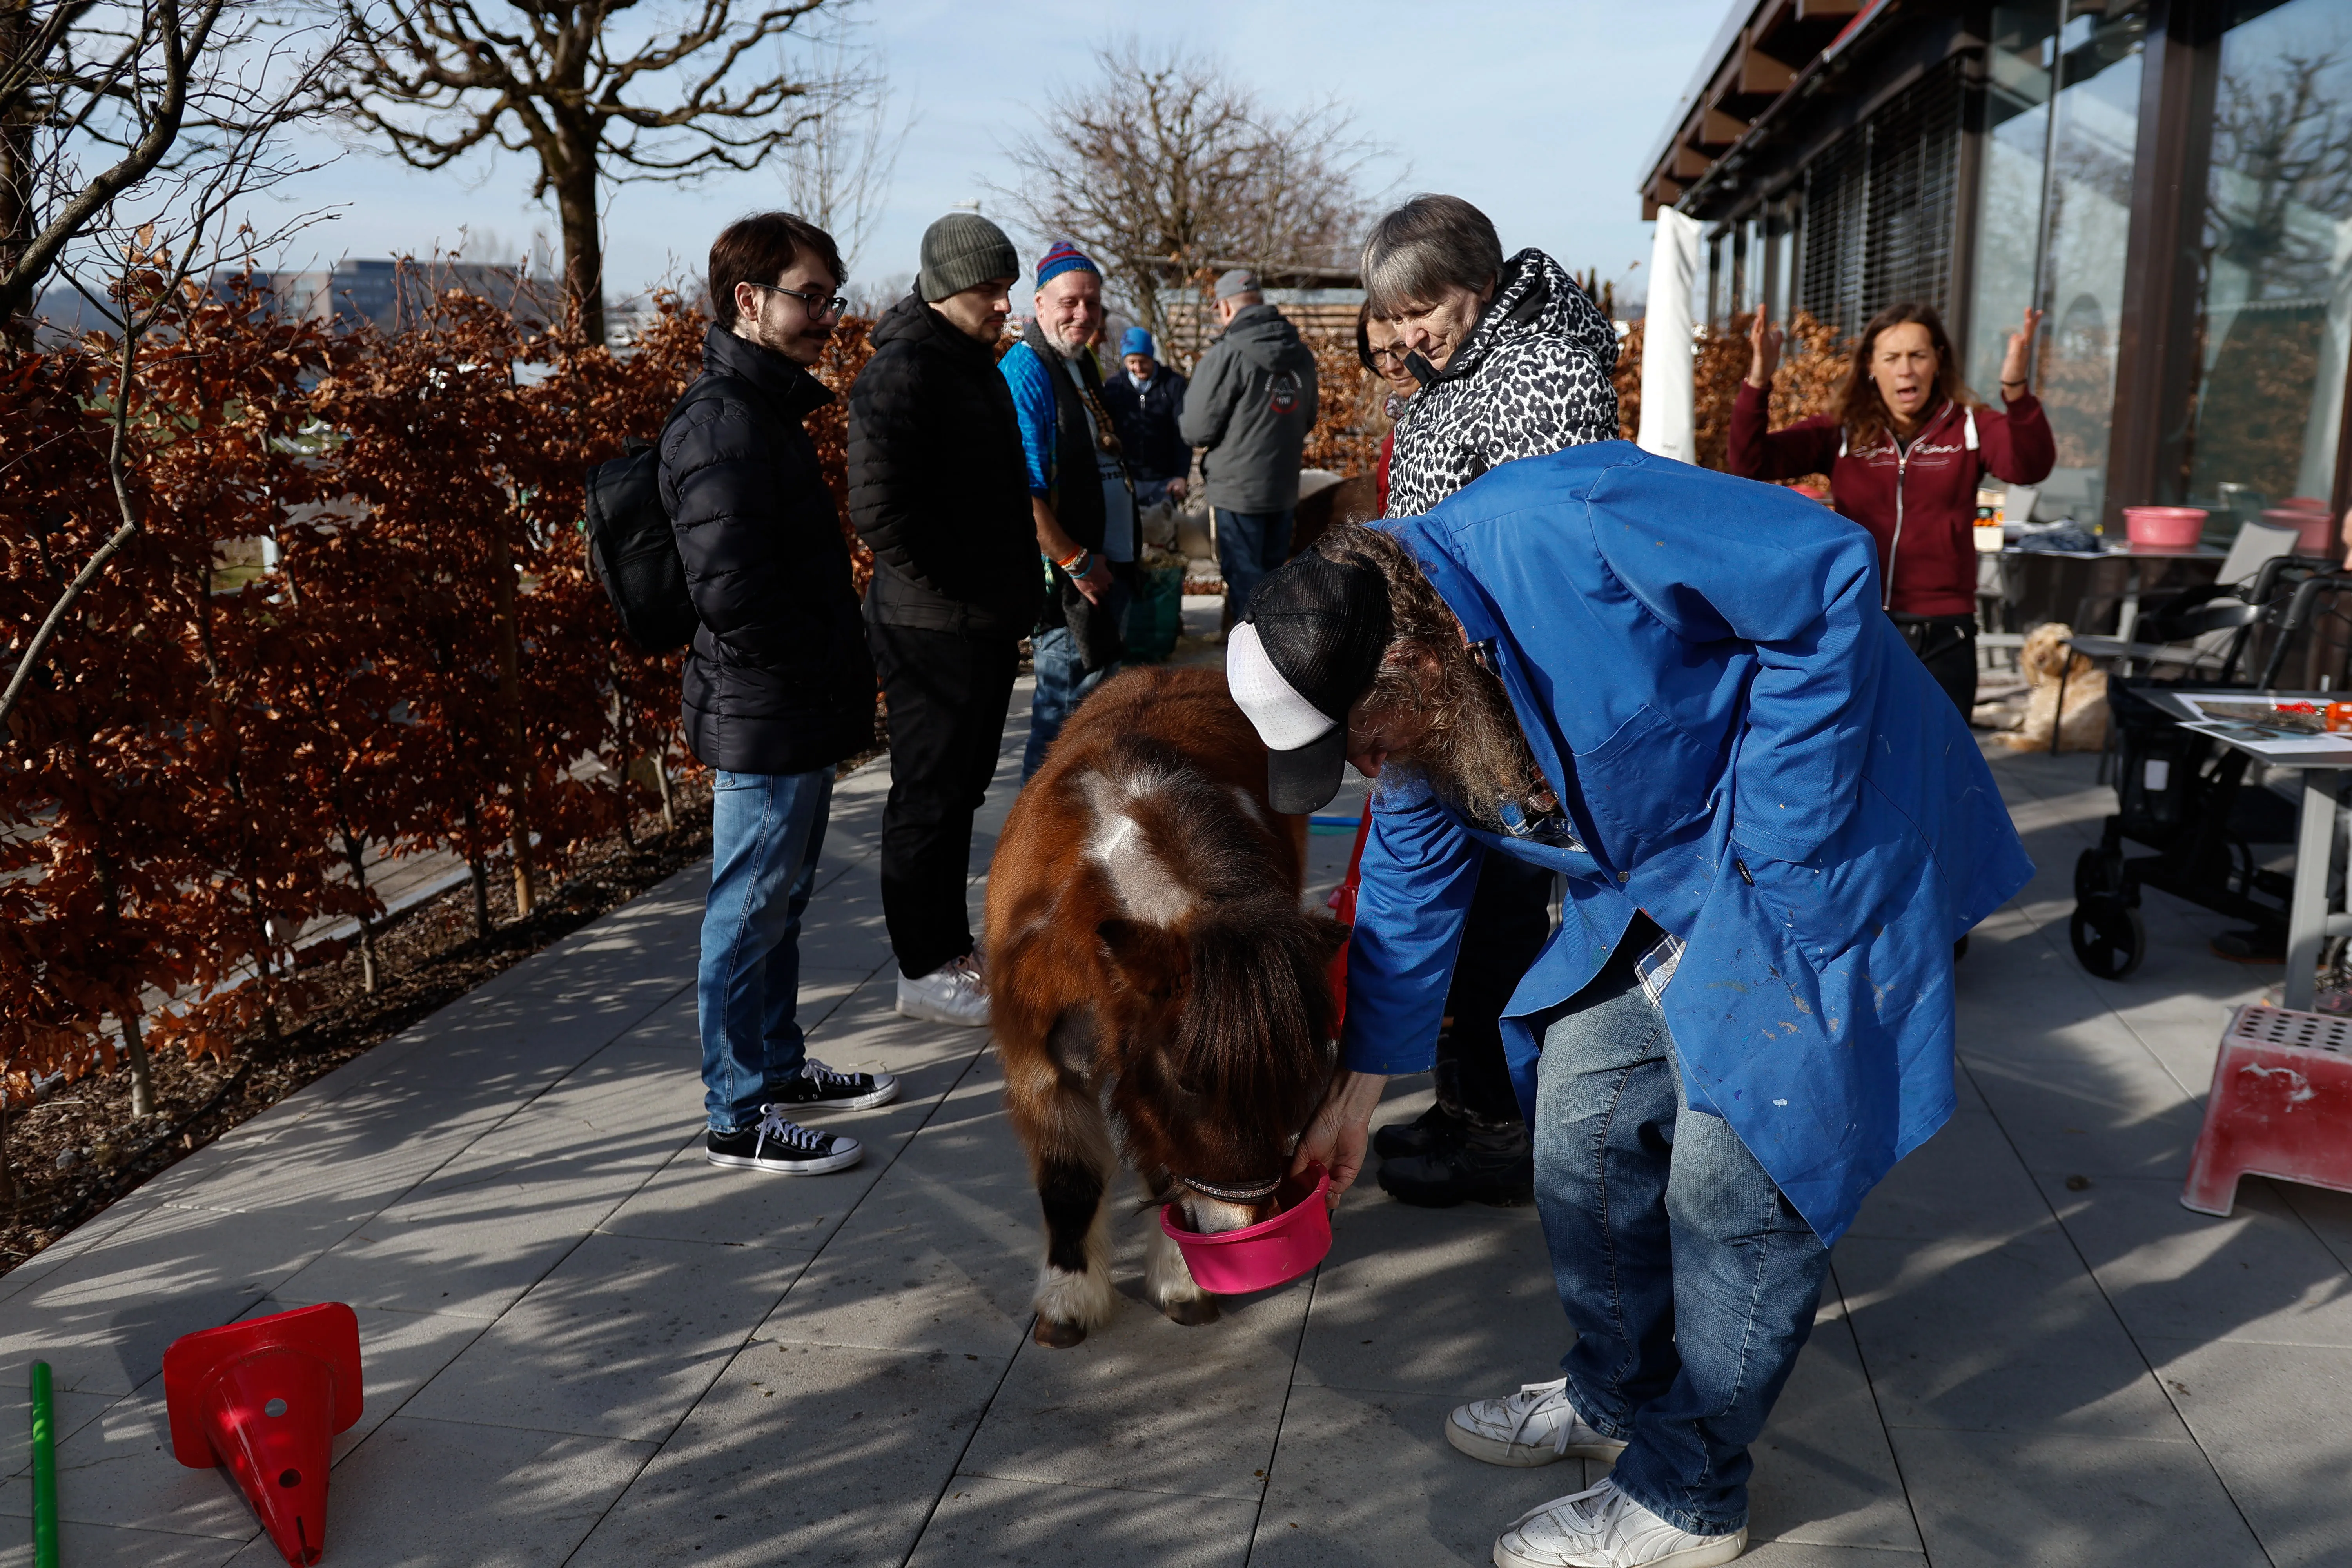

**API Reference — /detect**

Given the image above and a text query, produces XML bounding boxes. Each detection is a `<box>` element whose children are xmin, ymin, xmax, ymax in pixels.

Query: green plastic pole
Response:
<box><xmin>30</xmin><ymin>1359</ymin><xmax>59</xmax><ymax>1568</ymax></box>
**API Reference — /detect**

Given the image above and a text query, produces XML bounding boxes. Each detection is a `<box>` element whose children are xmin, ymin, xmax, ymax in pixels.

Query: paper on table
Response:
<box><xmin>2179</xmin><ymin>720</ymin><xmax>2352</xmax><ymax>758</ymax></box>
<box><xmin>2175</xmin><ymin>696</ymin><xmax>2331</xmax><ymax>731</ymax></box>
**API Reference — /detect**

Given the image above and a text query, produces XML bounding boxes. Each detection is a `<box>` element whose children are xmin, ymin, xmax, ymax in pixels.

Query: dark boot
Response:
<box><xmin>1376</xmin><ymin>1119</ymin><xmax>1534</xmax><ymax>1208</ymax></box>
<box><xmin>1373</xmin><ymin>1100</ymin><xmax>1470</xmax><ymax>1161</ymax></box>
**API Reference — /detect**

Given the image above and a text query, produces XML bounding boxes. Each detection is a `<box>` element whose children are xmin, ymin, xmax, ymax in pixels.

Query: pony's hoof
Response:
<box><xmin>1034</xmin><ymin>1317</ymin><xmax>1089</xmax><ymax>1348</ymax></box>
<box><xmin>1161</xmin><ymin>1295</ymin><xmax>1221</xmax><ymax>1327</ymax></box>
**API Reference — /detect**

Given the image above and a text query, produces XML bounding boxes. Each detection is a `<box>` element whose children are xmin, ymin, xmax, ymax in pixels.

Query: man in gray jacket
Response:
<box><xmin>1179</xmin><ymin>269</ymin><xmax>1319</xmax><ymax>621</ymax></box>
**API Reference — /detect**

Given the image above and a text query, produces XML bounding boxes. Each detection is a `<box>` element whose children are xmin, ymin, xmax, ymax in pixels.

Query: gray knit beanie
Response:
<box><xmin>919</xmin><ymin>212</ymin><xmax>1019</xmax><ymax>303</ymax></box>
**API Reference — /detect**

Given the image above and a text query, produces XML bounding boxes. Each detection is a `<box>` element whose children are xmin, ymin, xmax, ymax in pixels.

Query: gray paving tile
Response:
<box><xmin>910</xmin><ymin>1475</ymin><xmax>1257</xmax><ymax>1567</ymax></box>
<box><xmin>234</xmin><ymin>1297</ymin><xmax>489</xmax><ymax>1456</ymax></box>
<box><xmin>1833</xmin><ymin>1230</ymin><xmax>2184</xmax><ymax>1438</ymax></box>
<box><xmin>954</xmin><ymin>1252</ymin><xmax>1312</xmax><ymax>1501</ymax></box>
<box><xmin>0</xmin><ymin>1202</ymin><xmax>365</xmax><ymax>1394</ymax></box>
<box><xmin>1249</xmin><ymin>1383</ymin><xmax>1595</xmax><ymax>1568</ymax></box>
<box><xmin>754</xmin><ymin>1063</ymin><xmax>1039</xmax><ymax>1357</ymax></box>
<box><xmin>2038</xmin><ymin>1173</ymin><xmax>2352</xmax><ymax>1348</ymax></box>
<box><xmin>1291</xmin><ymin>1192</ymin><xmax>1562</xmax><ymax>1398</ymax></box>
<box><xmin>400</xmin><ymin>1233</ymin><xmax>808</xmax><ymax>1441</ymax></box>
<box><xmin>598</xmin><ymin>1035</ymin><xmax>987</xmax><ymax>1255</ymax></box>
<box><xmin>1887</xmin><ymin>1425</ymin><xmax>2268</xmax><ymax>1568</ymax></box>
<box><xmin>0</xmin><ymin>1381</ymin><xmax>118</xmax><ymax>1479</ymax></box>
<box><xmin>2276</xmin><ymin>1181</ymin><xmax>2352</xmax><ymax>1275</ymax></box>
<box><xmin>1842</xmin><ymin>1105</ymin><xmax>2052</xmax><ymax>1244</ymax></box>
<box><xmin>1747</xmin><ymin>1309</ymin><xmax>1922</xmax><ymax>1553</ymax></box>
<box><xmin>564</xmin><ymin>1339</ymin><xmax>1005</xmax><ymax>1568</ymax></box>
<box><xmin>0</xmin><ymin>1521</ymin><xmax>249</xmax><ymax>1568</ymax></box>
<box><xmin>2139</xmin><ymin>1336</ymin><xmax>2352</xmax><ymax>1568</ymax></box>
<box><xmin>0</xmin><ymin>1385</ymin><xmax>256</xmax><ymax>1539</ymax></box>
<box><xmin>216</xmin><ymin>1416</ymin><xmax>654</xmax><ymax>1568</ymax></box>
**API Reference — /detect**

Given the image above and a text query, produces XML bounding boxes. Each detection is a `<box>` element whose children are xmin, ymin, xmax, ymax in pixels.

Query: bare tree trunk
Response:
<box><xmin>654</xmin><ymin>744</ymin><xmax>676</xmax><ymax>837</ymax></box>
<box><xmin>338</xmin><ymin>825</ymin><xmax>380</xmax><ymax>993</ymax></box>
<box><xmin>463</xmin><ymin>800</ymin><xmax>491</xmax><ymax>937</ymax></box>
<box><xmin>552</xmin><ymin>127</ymin><xmax>606</xmax><ymax>347</ymax></box>
<box><xmin>120</xmin><ymin>1010</ymin><xmax>154</xmax><ymax>1119</ymax></box>
<box><xmin>491</xmin><ymin>515</ymin><xmax>535</xmax><ymax>916</ymax></box>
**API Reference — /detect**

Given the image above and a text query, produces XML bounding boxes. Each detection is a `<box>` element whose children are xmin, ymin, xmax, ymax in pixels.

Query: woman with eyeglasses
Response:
<box><xmin>1356</xmin><ymin>303</ymin><xmax>1419</xmax><ymax>513</ymax></box>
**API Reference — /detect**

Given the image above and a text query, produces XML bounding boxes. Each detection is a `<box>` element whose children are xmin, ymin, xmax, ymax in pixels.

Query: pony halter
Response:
<box><xmin>1177</xmin><ymin>1172</ymin><xmax>1283</xmax><ymax>1203</ymax></box>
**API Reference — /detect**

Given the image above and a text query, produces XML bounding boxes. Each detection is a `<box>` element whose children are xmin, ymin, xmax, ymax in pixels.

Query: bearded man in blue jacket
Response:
<box><xmin>1227</xmin><ymin>442</ymin><xmax>2029</xmax><ymax>1568</ymax></box>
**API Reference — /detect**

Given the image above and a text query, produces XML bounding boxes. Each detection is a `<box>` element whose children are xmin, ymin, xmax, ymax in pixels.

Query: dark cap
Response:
<box><xmin>1226</xmin><ymin>552</ymin><xmax>1393</xmax><ymax>814</ymax></box>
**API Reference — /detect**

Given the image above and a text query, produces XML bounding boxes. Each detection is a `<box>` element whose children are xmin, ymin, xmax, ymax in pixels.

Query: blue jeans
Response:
<box><xmin>1022</xmin><ymin>580</ymin><xmax>1131</xmax><ymax>780</ymax></box>
<box><xmin>698</xmin><ymin>768</ymin><xmax>833</xmax><ymax>1133</ymax></box>
<box><xmin>1215</xmin><ymin>507</ymin><xmax>1293</xmax><ymax>622</ymax></box>
<box><xmin>1534</xmin><ymin>934</ymin><xmax>1830</xmax><ymax>1536</ymax></box>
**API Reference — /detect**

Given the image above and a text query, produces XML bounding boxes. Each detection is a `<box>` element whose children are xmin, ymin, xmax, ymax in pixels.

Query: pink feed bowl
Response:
<box><xmin>2263</xmin><ymin>506</ymin><xmax>2339</xmax><ymax>557</ymax></box>
<box><xmin>2124</xmin><ymin>505</ymin><xmax>2208</xmax><ymax>549</ymax></box>
<box><xmin>1161</xmin><ymin>1165</ymin><xmax>1333</xmax><ymax>1294</ymax></box>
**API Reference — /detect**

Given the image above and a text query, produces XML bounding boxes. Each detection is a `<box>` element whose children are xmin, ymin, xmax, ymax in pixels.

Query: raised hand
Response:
<box><xmin>2000</xmin><ymin>307</ymin><xmax>2045</xmax><ymax>396</ymax></box>
<box><xmin>1746</xmin><ymin>306</ymin><xmax>1783</xmax><ymax>390</ymax></box>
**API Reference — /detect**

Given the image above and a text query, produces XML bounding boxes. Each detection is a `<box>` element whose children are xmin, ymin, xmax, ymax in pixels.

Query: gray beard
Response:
<box><xmin>1042</xmin><ymin>331</ymin><xmax>1088</xmax><ymax>360</ymax></box>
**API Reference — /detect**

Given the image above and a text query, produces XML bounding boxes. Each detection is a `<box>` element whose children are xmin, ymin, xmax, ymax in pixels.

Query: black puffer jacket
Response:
<box><xmin>847</xmin><ymin>292</ymin><xmax>1042</xmax><ymax>636</ymax></box>
<box><xmin>661</xmin><ymin>325</ymin><xmax>875</xmax><ymax>775</ymax></box>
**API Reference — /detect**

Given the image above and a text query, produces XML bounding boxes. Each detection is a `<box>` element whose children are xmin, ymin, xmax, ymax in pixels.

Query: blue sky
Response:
<box><xmin>256</xmin><ymin>0</ymin><xmax>1724</xmax><ymax>309</ymax></box>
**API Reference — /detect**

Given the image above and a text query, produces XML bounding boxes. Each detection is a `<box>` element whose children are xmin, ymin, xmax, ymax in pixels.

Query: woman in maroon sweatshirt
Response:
<box><xmin>1729</xmin><ymin>302</ymin><xmax>2054</xmax><ymax>714</ymax></box>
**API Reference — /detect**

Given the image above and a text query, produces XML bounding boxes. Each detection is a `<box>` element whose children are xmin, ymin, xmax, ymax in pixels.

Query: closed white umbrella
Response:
<box><xmin>1637</xmin><ymin>208</ymin><xmax>1702</xmax><ymax>463</ymax></box>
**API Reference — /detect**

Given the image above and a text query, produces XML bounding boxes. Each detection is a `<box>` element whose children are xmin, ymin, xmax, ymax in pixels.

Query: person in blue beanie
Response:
<box><xmin>1227</xmin><ymin>446</ymin><xmax>2030</xmax><ymax>1568</ymax></box>
<box><xmin>1000</xmin><ymin>240</ymin><xmax>1136</xmax><ymax>779</ymax></box>
<box><xmin>1100</xmin><ymin>326</ymin><xmax>1191</xmax><ymax>514</ymax></box>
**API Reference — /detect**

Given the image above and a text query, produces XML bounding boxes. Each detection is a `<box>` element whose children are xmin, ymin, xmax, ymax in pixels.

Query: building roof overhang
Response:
<box><xmin>1638</xmin><ymin>0</ymin><xmax>1897</xmax><ymax>219</ymax></box>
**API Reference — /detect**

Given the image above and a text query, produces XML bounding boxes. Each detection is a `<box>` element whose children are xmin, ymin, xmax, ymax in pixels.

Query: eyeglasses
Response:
<box><xmin>751</xmin><ymin>282</ymin><xmax>848</xmax><ymax>318</ymax></box>
<box><xmin>1367</xmin><ymin>345</ymin><xmax>1410</xmax><ymax>369</ymax></box>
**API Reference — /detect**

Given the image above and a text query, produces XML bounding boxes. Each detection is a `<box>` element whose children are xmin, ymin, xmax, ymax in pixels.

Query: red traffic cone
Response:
<box><xmin>163</xmin><ymin>1303</ymin><xmax>363</xmax><ymax>1566</ymax></box>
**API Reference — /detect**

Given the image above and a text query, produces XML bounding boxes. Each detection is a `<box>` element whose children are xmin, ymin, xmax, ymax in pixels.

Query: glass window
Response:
<box><xmin>1968</xmin><ymin>6</ymin><xmax>2062</xmax><ymax>393</ymax></box>
<box><xmin>2181</xmin><ymin>0</ymin><xmax>2352</xmax><ymax>510</ymax></box>
<box><xmin>2036</xmin><ymin>1</ymin><xmax>2149</xmax><ymax>523</ymax></box>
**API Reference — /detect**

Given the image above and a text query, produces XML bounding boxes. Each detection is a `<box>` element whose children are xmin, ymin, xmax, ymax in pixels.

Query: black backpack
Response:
<box><xmin>582</xmin><ymin>380</ymin><xmax>733</xmax><ymax>652</ymax></box>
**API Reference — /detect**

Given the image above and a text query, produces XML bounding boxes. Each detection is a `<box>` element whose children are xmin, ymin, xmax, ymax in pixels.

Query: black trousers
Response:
<box><xmin>1436</xmin><ymin>852</ymin><xmax>1555</xmax><ymax>1127</ymax></box>
<box><xmin>1897</xmin><ymin>613</ymin><xmax>1978</xmax><ymax>716</ymax></box>
<box><xmin>867</xmin><ymin>619</ymin><xmax>1020</xmax><ymax>980</ymax></box>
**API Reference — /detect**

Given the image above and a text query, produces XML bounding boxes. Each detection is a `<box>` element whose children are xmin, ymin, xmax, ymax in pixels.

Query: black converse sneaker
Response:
<box><xmin>706</xmin><ymin>1105</ymin><xmax>863</xmax><ymax>1175</ymax></box>
<box><xmin>770</xmin><ymin>1059</ymin><xmax>900</xmax><ymax>1110</ymax></box>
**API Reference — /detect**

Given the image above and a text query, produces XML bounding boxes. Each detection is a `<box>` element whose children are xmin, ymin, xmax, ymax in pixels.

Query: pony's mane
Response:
<box><xmin>1076</xmin><ymin>736</ymin><xmax>1337</xmax><ymax>1123</ymax></box>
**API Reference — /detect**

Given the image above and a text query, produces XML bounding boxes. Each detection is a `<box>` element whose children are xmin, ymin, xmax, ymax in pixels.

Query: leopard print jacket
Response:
<box><xmin>1385</xmin><ymin>248</ymin><xmax>1622</xmax><ymax>518</ymax></box>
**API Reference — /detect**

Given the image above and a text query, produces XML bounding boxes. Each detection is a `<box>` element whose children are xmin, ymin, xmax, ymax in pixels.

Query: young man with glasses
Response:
<box><xmin>666</xmin><ymin>211</ymin><xmax>898</xmax><ymax>1178</ymax></box>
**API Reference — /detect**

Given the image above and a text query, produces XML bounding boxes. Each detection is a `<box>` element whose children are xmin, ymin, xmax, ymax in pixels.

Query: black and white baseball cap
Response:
<box><xmin>1227</xmin><ymin>552</ymin><xmax>1393</xmax><ymax>814</ymax></box>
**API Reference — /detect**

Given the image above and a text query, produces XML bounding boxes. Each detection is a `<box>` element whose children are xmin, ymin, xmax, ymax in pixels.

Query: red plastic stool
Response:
<box><xmin>2181</xmin><ymin>1004</ymin><xmax>2352</xmax><ymax>1216</ymax></box>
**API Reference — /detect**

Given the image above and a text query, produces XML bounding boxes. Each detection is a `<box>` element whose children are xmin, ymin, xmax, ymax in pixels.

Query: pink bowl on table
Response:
<box><xmin>2263</xmin><ymin>505</ymin><xmax>2339</xmax><ymax>557</ymax></box>
<box><xmin>1160</xmin><ymin>1165</ymin><xmax>1332</xmax><ymax>1294</ymax></box>
<box><xmin>2124</xmin><ymin>505</ymin><xmax>2208</xmax><ymax>549</ymax></box>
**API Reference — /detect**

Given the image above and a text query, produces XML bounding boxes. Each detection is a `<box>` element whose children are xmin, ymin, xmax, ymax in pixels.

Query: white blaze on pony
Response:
<box><xmin>985</xmin><ymin>666</ymin><xmax>1345</xmax><ymax>1348</ymax></box>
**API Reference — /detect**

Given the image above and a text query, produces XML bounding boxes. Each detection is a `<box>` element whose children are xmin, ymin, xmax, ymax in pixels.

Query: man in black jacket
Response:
<box><xmin>664</xmin><ymin>211</ymin><xmax>898</xmax><ymax>1178</ymax></box>
<box><xmin>1100</xmin><ymin>327</ymin><xmax>1189</xmax><ymax>512</ymax></box>
<box><xmin>846</xmin><ymin>212</ymin><xmax>1038</xmax><ymax>1027</ymax></box>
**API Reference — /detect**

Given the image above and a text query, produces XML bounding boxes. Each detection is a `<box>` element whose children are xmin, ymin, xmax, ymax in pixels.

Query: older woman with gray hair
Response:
<box><xmin>1368</xmin><ymin>194</ymin><xmax>1623</xmax><ymax>515</ymax></box>
<box><xmin>1354</xmin><ymin>195</ymin><xmax>1624</xmax><ymax>1212</ymax></box>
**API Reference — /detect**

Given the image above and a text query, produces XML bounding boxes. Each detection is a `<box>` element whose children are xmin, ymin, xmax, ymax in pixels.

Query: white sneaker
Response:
<box><xmin>1447</xmin><ymin>1377</ymin><xmax>1629</xmax><ymax>1466</ymax></box>
<box><xmin>895</xmin><ymin>954</ymin><xmax>990</xmax><ymax>1027</ymax></box>
<box><xmin>1494</xmin><ymin>1479</ymin><xmax>1746</xmax><ymax>1568</ymax></box>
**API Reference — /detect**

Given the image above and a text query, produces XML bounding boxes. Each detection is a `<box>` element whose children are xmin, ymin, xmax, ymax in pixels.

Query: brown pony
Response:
<box><xmin>986</xmin><ymin>664</ymin><xmax>1346</xmax><ymax>1348</ymax></box>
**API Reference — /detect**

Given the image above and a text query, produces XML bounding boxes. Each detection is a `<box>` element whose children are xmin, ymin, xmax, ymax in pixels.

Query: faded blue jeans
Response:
<box><xmin>698</xmin><ymin>768</ymin><xmax>832</xmax><ymax>1133</ymax></box>
<box><xmin>1533</xmin><ymin>930</ymin><xmax>1831</xmax><ymax>1536</ymax></box>
<box><xmin>1022</xmin><ymin>579</ymin><xmax>1131</xmax><ymax>781</ymax></box>
<box><xmin>1215</xmin><ymin>506</ymin><xmax>1293</xmax><ymax>622</ymax></box>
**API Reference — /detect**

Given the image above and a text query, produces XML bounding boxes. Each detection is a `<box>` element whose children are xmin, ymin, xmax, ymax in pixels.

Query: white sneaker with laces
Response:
<box><xmin>1493</xmin><ymin>1479</ymin><xmax>1746</xmax><ymax>1568</ymax></box>
<box><xmin>896</xmin><ymin>953</ymin><xmax>991</xmax><ymax>1027</ymax></box>
<box><xmin>1447</xmin><ymin>1377</ymin><xmax>1630</xmax><ymax>1466</ymax></box>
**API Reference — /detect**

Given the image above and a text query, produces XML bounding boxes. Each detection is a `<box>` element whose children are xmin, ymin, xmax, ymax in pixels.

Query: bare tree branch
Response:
<box><xmin>993</xmin><ymin>40</ymin><xmax>1382</xmax><ymax>362</ymax></box>
<box><xmin>332</xmin><ymin>0</ymin><xmax>850</xmax><ymax>343</ymax></box>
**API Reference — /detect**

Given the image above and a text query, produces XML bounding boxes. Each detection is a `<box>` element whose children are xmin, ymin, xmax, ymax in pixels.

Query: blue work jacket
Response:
<box><xmin>1341</xmin><ymin>441</ymin><xmax>2031</xmax><ymax>1244</ymax></box>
